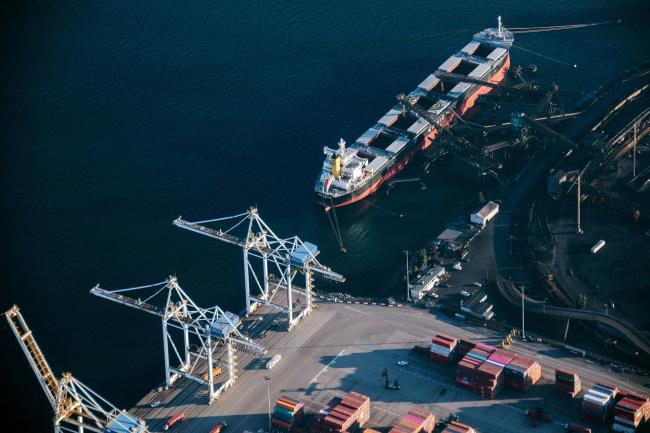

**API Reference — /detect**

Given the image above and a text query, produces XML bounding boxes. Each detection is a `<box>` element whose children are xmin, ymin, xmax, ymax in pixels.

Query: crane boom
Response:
<box><xmin>173</xmin><ymin>217</ymin><xmax>345</xmax><ymax>282</ymax></box>
<box><xmin>434</xmin><ymin>71</ymin><xmax>519</xmax><ymax>93</ymax></box>
<box><xmin>90</xmin><ymin>286</ymin><xmax>168</xmax><ymax>319</ymax></box>
<box><xmin>174</xmin><ymin>218</ymin><xmax>249</xmax><ymax>249</ymax></box>
<box><xmin>5</xmin><ymin>305</ymin><xmax>59</xmax><ymax>409</ymax></box>
<box><xmin>521</xmin><ymin>113</ymin><xmax>577</xmax><ymax>148</ymax></box>
<box><xmin>396</xmin><ymin>93</ymin><xmax>446</xmax><ymax>130</ymax></box>
<box><xmin>5</xmin><ymin>305</ymin><xmax>150</xmax><ymax>433</ymax></box>
<box><xmin>396</xmin><ymin>93</ymin><xmax>502</xmax><ymax>175</ymax></box>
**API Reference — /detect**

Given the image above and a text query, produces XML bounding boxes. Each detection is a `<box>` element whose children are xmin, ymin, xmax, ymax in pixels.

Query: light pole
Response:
<box><xmin>577</xmin><ymin>173</ymin><xmax>583</xmax><ymax>235</ymax></box>
<box><xmin>403</xmin><ymin>250</ymin><xmax>411</xmax><ymax>302</ymax></box>
<box><xmin>633</xmin><ymin>121</ymin><xmax>637</xmax><ymax>178</ymax></box>
<box><xmin>265</xmin><ymin>376</ymin><xmax>271</xmax><ymax>431</ymax></box>
<box><xmin>521</xmin><ymin>285</ymin><xmax>526</xmax><ymax>340</ymax></box>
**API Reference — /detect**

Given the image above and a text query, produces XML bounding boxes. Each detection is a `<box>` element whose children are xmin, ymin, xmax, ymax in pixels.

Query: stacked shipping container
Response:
<box><xmin>612</xmin><ymin>391</ymin><xmax>650</xmax><ymax>433</ymax></box>
<box><xmin>455</xmin><ymin>346</ymin><xmax>540</xmax><ymax>397</ymax></box>
<box><xmin>555</xmin><ymin>369</ymin><xmax>581</xmax><ymax>398</ymax></box>
<box><xmin>388</xmin><ymin>408</ymin><xmax>435</xmax><ymax>433</ymax></box>
<box><xmin>456</xmin><ymin>355</ymin><xmax>482</xmax><ymax>390</ymax></box>
<box><xmin>582</xmin><ymin>383</ymin><xmax>618</xmax><ymax>423</ymax></box>
<box><xmin>503</xmin><ymin>355</ymin><xmax>541</xmax><ymax>392</ymax></box>
<box><xmin>466</xmin><ymin>347</ymin><xmax>491</xmax><ymax>363</ymax></box>
<box><xmin>475</xmin><ymin>361</ymin><xmax>504</xmax><ymax>399</ymax></box>
<box><xmin>271</xmin><ymin>396</ymin><xmax>304</xmax><ymax>430</ymax></box>
<box><xmin>486</xmin><ymin>348</ymin><xmax>515</xmax><ymax>368</ymax></box>
<box><xmin>440</xmin><ymin>420</ymin><xmax>476</xmax><ymax>433</ymax></box>
<box><xmin>311</xmin><ymin>392</ymin><xmax>370</xmax><ymax>433</ymax></box>
<box><xmin>474</xmin><ymin>342</ymin><xmax>497</xmax><ymax>354</ymax></box>
<box><xmin>430</xmin><ymin>334</ymin><xmax>458</xmax><ymax>364</ymax></box>
<box><xmin>457</xmin><ymin>339</ymin><xmax>476</xmax><ymax>358</ymax></box>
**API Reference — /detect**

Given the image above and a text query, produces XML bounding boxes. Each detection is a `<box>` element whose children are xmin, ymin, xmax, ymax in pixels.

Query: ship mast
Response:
<box><xmin>498</xmin><ymin>16</ymin><xmax>503</xmax><ymax>36</ymax></box>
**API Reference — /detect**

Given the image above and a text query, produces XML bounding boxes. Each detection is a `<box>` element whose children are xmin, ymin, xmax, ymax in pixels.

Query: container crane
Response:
<box><xmin>173</xmin><ymin>207</ymin><xmax>345</xmax><ymax>330</ymax></box>
<box><xmin>90</xmin><ymin>276</ymin><xmax>266</xmax><ymax>403</ymax></box>
<box><xmin>4</xmin><ymin>305</ymin><xmax>149</xmax><ymax>433</ymax></box>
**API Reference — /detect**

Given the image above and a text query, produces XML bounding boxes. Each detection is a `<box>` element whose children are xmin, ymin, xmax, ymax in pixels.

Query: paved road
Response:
<box><xmin>496</xmin><ymin>276</ymin><xmax>650</xmax><ymax>357</ymax></box>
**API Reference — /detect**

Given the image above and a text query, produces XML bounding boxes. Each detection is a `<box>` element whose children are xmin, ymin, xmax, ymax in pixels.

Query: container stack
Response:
<box><xmin>474</xmin><ymin>361</ymin><xmax>504</xmax><ymax>399</ymax></box>
<box><xmin>271</xmin><ymin>396</ymin><xmax>304</xmax><ymax>430</ymax></box>
<box><xmin>456</xmin><ymin>355</ymin><xmax>482</xmax><ymax>390</ymax></box>
<box><xmin>503</xmin><ymin>355</ymin><xmax>541</xmax><ymax>392</ymax></box>
<box><xmin>612</xmin><ymin>391</ymin><xmax>650</xmax><ymax>433</ymax></box>
<box><xmin>388</xmin><ymin>408</ymin><xmax>435</xmax><ymax>433</ymax></box>
<box><xmin>311</xmin><ymin>392</ymin><xmax>370</xmax><ymax>433</ymax></box>
<box><xmin>466</xmin><ymin>347</ymin><xmax>490</xmax><ymax>363</ymax></box>
<box><xmin>486</xmin><ymin>348</ymin><xmax>515</xmax><ymax>368</ymax></box>
<box><xmin>582</xmin><ymin>383</ymin><xmax>618</xmax><ymax>423</ymax></box>
<box><xmin>440</xmin><ymin>420</ymin><xmax>476</xmax><ymax>433</ymax></box>
<box><xmin>474</xmin><ymin>342</ymin><xmax>497</xmax><ymax>354</ymax></box>
<box><xmin>457</xmin><ymin>339</ymin><xmax>476</xmax><ymax>358</ymax></box>
<box><xmin>555</xmin><ymin>369</ymin><xmax>581</xmax><ymax>398</ymax></box>
<box><xmin>430</xmin><ymin>334</ymin><xmax>458</xmax><ymax>364</ymax></box>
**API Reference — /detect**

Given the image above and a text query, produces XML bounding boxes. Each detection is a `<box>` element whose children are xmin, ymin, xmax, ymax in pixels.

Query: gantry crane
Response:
<box><xmin>91</xmin><ymin>276</ymin><xmax>266</xmax><ymax>403</ymax></box>
<box><xmin>173</xmin><ymin>207</ymin><xmax>345</xmax><ymax>330</ymax></box>
<box><xmin>4</xmin><ymin>305</ymin><xmax>149</xmax><ymax>433</ymax></box>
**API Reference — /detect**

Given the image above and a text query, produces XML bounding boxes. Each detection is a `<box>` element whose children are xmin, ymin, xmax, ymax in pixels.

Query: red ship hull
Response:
<box><xmin>322</xmin><ymin>54</ymin><xmax>510</xmax><ymax>210</ymax></box>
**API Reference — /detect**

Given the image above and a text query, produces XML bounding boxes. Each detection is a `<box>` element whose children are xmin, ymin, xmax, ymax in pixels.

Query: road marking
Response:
<box><xmin>309</xmin><ymin>348</ymin><xmax>346</xmax><ymax>384</ymax></box>
<box><xmin>344</xmin><ymin>305</ymin><xmax>369</xmax><ymax>314</ymax></box>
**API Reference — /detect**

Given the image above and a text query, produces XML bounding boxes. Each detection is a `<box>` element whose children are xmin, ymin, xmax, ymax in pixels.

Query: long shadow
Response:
<box><xmin>143</xmin><ymin>413</ymin><xmax>267</xmax><ymax>433</ymax></box>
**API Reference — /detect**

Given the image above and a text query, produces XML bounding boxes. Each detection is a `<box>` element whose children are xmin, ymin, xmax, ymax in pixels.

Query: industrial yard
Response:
<box><xmin>4</xmin><ymin>4</ymin><xmax>650</xmax><ymax>433</ymax></box>
<box><xmin>126</xmin><ymin>301</ymin><xmax>649</xmax><ymax>433</ymax></box>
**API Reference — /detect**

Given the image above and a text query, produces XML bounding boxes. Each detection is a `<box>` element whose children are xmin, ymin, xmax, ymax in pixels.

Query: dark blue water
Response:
<box><xmin>2</xmin><ymin>1</ymin><xmax>648</xmax><ymax>430</ymax></box>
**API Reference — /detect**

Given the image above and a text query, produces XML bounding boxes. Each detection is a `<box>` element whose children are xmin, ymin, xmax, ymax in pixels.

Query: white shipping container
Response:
<box><xmin>430</xmin><ymin>345</ymin><xmax>451</xmax><ymax>356</ymax></box>
<box><xmin>266</xmin><ymin>354</ymin><xmax>281</xmax><ymax>369</ymax></box>
<box><xmin>591</xmin><ymin>239</ymin><xmax>606</xmax><ymax>254</ymax></box>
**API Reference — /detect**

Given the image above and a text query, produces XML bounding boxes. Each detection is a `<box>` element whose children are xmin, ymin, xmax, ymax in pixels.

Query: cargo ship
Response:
<box><xmin>315</xmin><ymin>17</ymin><xmax>514</xmax><ymax>209</ymax></box>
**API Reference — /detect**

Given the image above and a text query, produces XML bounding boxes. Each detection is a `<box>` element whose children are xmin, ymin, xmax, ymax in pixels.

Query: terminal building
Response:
<box><xmin>470</xmin><ymin>201</ymin><xmax>500</xmax><ymax>227</ymax></box>
<box><xmin>410</xmin><ymin>265</ymin><xmax>447</xmax><ymax>300</ymax></box>
<box><xmin>460</xmin><ymin>289</ymin><xmax>494</xmax><ymax>320</ymax></box>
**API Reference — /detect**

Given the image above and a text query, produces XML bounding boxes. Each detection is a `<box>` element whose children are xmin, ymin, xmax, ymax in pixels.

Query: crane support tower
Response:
<box><xmin>91</xmin><ymin>276</ymin><xmax>266</xmax><ymax>404</ymax></box>
<box><xmin>4</xmin><ymin>305</ymin><xmax>149</xmax><ymax>433</ymax></box>
<box><xmin>173</xmin><ymin>207</ymin><xmax>345</xmax><ymax>330</ymax></box>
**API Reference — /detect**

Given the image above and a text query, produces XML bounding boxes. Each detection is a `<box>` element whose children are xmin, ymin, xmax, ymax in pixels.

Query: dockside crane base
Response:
<box><xmin>4</xmin><ymin>305</ymin><xmax>149</xmax><ymax>433</ymax></box>
<box><xmin>91</xmin><ymin>276</ymin><xmax>266</xmax><ymax>404</ymax></box>
<box><xmin>173</xmin><ymin>207</ymin><xmax>345</xmax><ymax>331</ymax></box>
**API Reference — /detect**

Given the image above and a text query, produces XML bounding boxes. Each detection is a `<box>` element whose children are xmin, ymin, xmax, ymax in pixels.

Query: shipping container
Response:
<box><xmin>267</xmin><ymin>353</ymin><xmax>282</xmax><ymax>369</ymax></box>
<box><xmin>591</xmin><ymin>239</ymin><xmax>606</xmax><ymax>254</ymax></box>
<box><xmin>163</xmin><ymin>412</ymin><xmax>185</xmax><ymax>431</ymax></box>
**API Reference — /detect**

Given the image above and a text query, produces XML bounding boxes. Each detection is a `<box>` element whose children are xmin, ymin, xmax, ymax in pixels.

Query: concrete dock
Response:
<box><xmin>129</xmin><ymin>300</ymin><xmax>649</xmax><ymax>433</ymax></box>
